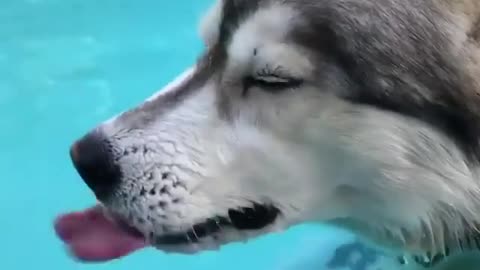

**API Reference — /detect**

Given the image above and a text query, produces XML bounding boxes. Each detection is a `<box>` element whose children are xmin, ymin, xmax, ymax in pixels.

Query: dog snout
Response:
<box><xmin>70</xmin><ymin>131</ymin><xmax>122</xmax><ymax>200</ymax></box>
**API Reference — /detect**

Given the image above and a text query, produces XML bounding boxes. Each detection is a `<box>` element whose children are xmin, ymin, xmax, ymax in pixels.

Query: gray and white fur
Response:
<box><xmin>69</xmin><ymin>0</ymin><xmax>480</xmax><ymax>268</ymax></box>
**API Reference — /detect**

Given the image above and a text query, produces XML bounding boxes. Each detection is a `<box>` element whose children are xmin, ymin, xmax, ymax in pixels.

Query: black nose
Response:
<box><xmin>70</xmin><ymin>131</ymin><xmax>121</xmax><ymax>200</ymax></box>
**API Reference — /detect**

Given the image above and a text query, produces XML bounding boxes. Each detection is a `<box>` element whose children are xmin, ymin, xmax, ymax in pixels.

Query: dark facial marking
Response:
<box><xmin>153</xmin><ymin>203</ymin><xmax>279</xmax><ymax>245</ymax></box>
<box><xmin>214</xmin><ymin>1</ymin><xmax>266</xmax><ymax>119</ymax></box>
<box><xmin>292</xmin><ymin>0</ymin><xmax>480</xmax><ymax>160</ymax></box>
<box><xmin>219</xmin><ymin>0</ymin><xmax>261</xmax><ymax>44</ymax></box>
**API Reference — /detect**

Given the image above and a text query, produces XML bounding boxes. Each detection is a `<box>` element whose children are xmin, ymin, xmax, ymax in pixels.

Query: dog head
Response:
<box><xmin>66</xmin><ymin>0</ymin><xmax>480</xmax><ymax>255</ymax></box>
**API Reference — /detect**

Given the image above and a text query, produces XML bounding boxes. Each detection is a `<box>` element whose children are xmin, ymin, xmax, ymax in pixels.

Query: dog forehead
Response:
<box><xmin>213</xmin><ymin>0</ymin><xmax>297</xmax><ymax>45</ymax></box>
<box><xmin>227</xmin><ymin>4</ymin><xmax>299</xmax><ymax>64</ymax></box>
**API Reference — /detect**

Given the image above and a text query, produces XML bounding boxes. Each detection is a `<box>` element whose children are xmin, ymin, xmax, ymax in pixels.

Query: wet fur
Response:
<box><xmin>77</xmin><ymin>0</ymin><xmax>480</xmax><ymax>269</ymax></box>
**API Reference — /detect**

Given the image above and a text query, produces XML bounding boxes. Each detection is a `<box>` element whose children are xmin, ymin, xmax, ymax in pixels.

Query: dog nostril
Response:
<box><xmin>70</xmin><ymin>131</ymin><xmax>122</xmax><ymax>200</ymax></box>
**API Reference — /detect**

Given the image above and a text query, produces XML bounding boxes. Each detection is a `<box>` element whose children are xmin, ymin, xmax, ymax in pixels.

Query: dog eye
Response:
<box><xmin>243</xmin><ymin>74</ymin><xmax>303</xmax><ymax>93</ymax></box>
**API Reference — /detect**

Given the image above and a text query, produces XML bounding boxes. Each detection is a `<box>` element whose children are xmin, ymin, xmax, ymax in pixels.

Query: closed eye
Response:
<box><xmin>243</xmin><ymin>74</ymin><xmax>303</xmax><ymax>94</ymax></box>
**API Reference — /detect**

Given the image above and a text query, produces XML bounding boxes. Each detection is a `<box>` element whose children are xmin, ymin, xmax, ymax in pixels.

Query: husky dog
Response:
<box><xmin>55</xmin><ymin>0</ymin><xmax>480</xmax><ymax>268</ymax></box>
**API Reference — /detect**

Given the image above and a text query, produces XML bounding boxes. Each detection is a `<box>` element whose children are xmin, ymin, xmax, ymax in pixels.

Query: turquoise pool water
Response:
<box><xmin>1</xmin><ymin>1</ymin><xmax>404</xmax><ymax>269</ymax></box>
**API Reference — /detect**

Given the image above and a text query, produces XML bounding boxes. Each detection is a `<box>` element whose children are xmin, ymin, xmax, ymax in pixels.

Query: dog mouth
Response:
<box><xmin>154</xmin><ymin>203</ymin><xmax>281</xmax><ymax>245</ymax></box>
<box><xmin>54</xmin><ymin>203</ymin><xmax>280</xmax><ymax>262</ymax></box>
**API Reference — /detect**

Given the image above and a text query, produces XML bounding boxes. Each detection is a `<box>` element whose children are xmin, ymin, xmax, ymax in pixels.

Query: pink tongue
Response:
<box><xmin>54</xmin><ymin>205</ymin><xmax>147</xmax><ymax>262</ymax></box>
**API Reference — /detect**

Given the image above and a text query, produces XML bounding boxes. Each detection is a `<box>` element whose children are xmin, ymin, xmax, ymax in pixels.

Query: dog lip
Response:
<box><xmin>153</xmin><ymin>216</ymin><xmax>231</xmax><ymax>245</ymax></box>
<box><xmin>228</xmin><ymin>203</ymin><xmax>280</xmax><ymax>230</ymax></box>
<box><xmin>153</xmin><ymin>203</ymin><xmax>280</xmax><ymax>246</ymax></box>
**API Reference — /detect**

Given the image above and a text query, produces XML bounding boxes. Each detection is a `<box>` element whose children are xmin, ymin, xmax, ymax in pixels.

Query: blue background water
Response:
<box><xmin>0</xmin><ymin>1</ymin><xmax>401</xmax><ymax>269</ymax></box>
